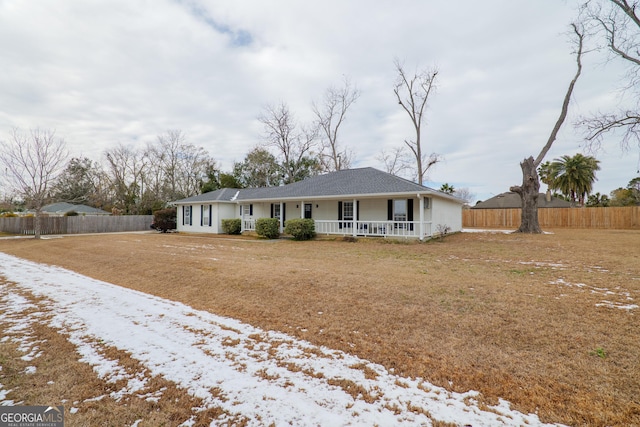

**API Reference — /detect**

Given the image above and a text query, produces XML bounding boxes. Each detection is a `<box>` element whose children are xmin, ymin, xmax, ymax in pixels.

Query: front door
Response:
<box><xmin>304</xmin><ymin>203</ymin><xmax>312</xmax><ymax>219</ymax></box>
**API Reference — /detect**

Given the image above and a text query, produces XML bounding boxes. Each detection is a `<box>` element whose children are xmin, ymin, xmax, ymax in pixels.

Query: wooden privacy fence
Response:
<box><xmin>0</xmin><ymin>215</ymin><xmax>154</xmax><ymax>235</ymax></box>
<box><xmin>463</xmin><ymin>207</ymin><xmax>640</xmax><ymax>229</ymax></box>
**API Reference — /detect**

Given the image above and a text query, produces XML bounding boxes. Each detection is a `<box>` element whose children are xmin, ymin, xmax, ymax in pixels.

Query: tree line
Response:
<box><xmin>0</xmin><ymin>64</ymin><xmax>441</xmax><ymax>221</ymax></box>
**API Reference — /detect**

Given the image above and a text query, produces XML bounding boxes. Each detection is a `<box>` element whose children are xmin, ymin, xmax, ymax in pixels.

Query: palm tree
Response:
<box><xmin>439</xmin><ymin>183</ymin><xmax>455</xmax><ymax>194</ymax></box>
<box><xmin>537</xmin><ymin>161</ymin><xmax>555</xmax><ymax>201</ymax></box>
<box><xmin>548</xmin><ymin>154</ymin><xmax>600</xmax><ymax>206</ymax></box>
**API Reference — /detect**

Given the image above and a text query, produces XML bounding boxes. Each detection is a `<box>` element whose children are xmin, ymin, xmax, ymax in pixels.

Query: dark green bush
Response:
<box><xmin>221</xmin><ymin>218</ymin><xmax>241</xmax><ymax>235</ymax></box>
<box><xmin>152</xmin><ymin>207</ymin><xmax>177</xmax><ymax>232</ymax></box>
<box><xmin>255</xmin><ymin>218</ymin><xmax>280</xmax><ymax>239</ymax></box>
<box><xmin>284</xmin><ymin>218</ymin><xmax>316</xmax><ymax>241</ymax></box>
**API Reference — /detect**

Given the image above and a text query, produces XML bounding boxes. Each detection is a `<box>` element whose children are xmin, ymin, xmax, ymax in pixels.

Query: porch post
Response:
<box><xmin>300</xmin><ymin>201</ymin><xmax>304</xmax><ymax>218</ymax></box>
<box><xmin>353</xmin><ymin>198</ymin><xmax>357</xmax><ymax>237</ymax></box>
<box><xmin>419</xmin><ymin>196</ymin><xmax>424</xmax><ymax>241</ymax></box>
<box><xmin>279</xmin><ymin>202</ymin><xmax>284</xmax><ymax>232</ymax></box>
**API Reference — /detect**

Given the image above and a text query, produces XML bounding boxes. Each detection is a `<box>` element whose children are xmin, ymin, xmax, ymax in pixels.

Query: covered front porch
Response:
<box><xmin>240</xmin><ymin>196</ymin><xmax>435</xmax><ymax>240</ymax></box>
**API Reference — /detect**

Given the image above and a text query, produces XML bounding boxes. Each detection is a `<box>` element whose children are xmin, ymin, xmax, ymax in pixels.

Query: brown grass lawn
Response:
<box><xmin>1</xmin><ymin>229</ymin><xmax>639</xmax><ymax>426</ymax></box>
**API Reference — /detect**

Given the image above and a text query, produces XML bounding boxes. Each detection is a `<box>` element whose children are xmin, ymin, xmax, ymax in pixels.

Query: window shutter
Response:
<box><xmin>182</xmin><ymin>206</ymin><xmax>185</xmax><ymax>225</ymax></box>
<box><xmin>282</xmin><ymin>203</ymin><xmax>286</xmax><ymax>222</ymax></box>
<box><xmin>338</xmin><ymin>201</ymin><xmax>343</xmax><ymax>229</ymax></box>
<box><xmin>357</xmin><ymin>201</ymin><xmax>360</xmax><ymax>221</ymax></box>
<box><xmin>407</xmin><ymin>199</ymin><xmax>414</xmax><ymax>231</ymax></box>
<box><xmin>250</xmin><ymin>204</ymin><xmax>253</xmax><ymax>216</ymax></box>
<box><xmin>270</xmin><ymin>204</ymin><xmax>274</xmax><ymax>218</ymax></box>
<box><xmin>200</xmin><ymin>205</ymin><xmax>203</xmax><ymax>226</ymax></box>
<box><xmin>189</xmin><ymin>206</ymin><xmax>193</xmax><ymax>226</ymax></box>
<box><xmin>387</xmin><ymin>200</ymin><xmax>393</xmax><ymax>221</ymax></box>
<box><xmin>209</xmin><ymin>205</ymin><xmax>212</xmax><ymax>226</ymax></box>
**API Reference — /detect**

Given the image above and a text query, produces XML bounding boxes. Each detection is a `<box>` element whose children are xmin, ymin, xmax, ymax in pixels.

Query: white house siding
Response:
<box><xmin>430</xmin><ymin>197</ymin><xmax>463</xmax><ymax>232</ymax></box>
<box><xmin>176</xmin><ymin>203</ymin><xmax>236</xmax><ymax>234</ymax></box>
<box><xmin>175</xmin><ymin>196</ymin><xmax>460</xmax><ymax>237</ymax></box>
<box><xmin>215</xmin><ymin>203</ymin><xmax>237</xmax><ymax>233</ymax></box>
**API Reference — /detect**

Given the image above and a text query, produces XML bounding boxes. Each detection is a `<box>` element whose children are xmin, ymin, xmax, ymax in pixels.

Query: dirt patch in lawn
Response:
<box><xmin>1</xmin><ymin>229</ymin><xmax>639</xmax><ymax>426</ymax></box>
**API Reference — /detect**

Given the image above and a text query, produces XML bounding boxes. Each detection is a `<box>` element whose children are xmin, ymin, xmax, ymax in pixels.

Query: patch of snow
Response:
<box><xmin>549</xmin><ymin>278</ymin><xmax>636</xmax><ymax>312</ymax></box>
<box><xmin>0</xmin><ymin>252</ymin><xmax>566</xmax><ymax>426</ymax></box>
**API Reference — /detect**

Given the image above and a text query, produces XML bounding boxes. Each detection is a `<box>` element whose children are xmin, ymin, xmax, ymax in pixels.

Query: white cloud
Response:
<box><xmin>0</xmin><ymin>0</ymin><xmax>637</xmax><ymax>203</ymax></box>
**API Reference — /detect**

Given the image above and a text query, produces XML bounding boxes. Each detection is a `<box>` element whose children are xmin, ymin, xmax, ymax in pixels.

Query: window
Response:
<box><xmin>343</xmin><ymin>201</ymin><xmax>353</xmax><ymax>221</ymax></box>
<box><xmin>273</xmin><ymin>204</ymin><xmax>280</xmax><ymax>219</ymax></box>
<box><xmin>388</xmin><ymin>199</ymin><xmax>413</xmax><ymax>231</ymax></box>
<box><xmin>304</xmin><ymin>203</ymin><xmax>312</xmax><ymax>219</ymax></box>
<box><xmin>393</xmin><ymin>199</ymin><xmax>407</xmax><ymax>222</ymax></box>
<box><xmin>183</xmin><ymin>205</ymin><xmax>192</xmax><ymax>226</ymax></box>
<box><xmin>202</xmin><ymin>205</ymin><xmax>209</xmax><ymax>226</ymax></box>
<box><xmin>240</xmin><ymin>204</ymin><xmax>253</xmax><ymax>217</ymax></box>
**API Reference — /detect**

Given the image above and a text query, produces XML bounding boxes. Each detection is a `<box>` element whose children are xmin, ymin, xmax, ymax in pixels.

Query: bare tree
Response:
<box><xmin>578</xmin><ymin>0</ymin><xmax>640</xmax><ymax>151</ymax></box>
<box><xmin>510</xmin><ymin>24</ymin><xmax>584</xmax><ymax>233</ymax></box>
<box><xmin>313</xmin><ymin>77</ymin><xmax>360</xmax><ymax>171</ymax></box>
<box><xmin>151</xmin><ymin>130</ymin><xmax>216</xmax><ymax>201</ymax></box>
<box><xmin>259</xmin><ymin>102</ymin><xmax>319</xmax><ymax>184</ymax></box>
<box><xmin>0</xmin><ymin>128</ymin><xmax>68</xmax><ymax>238</ymax></box>
<box><xmin>104</xmin><ymin>144</ymin><xmax>149</xmax><ymax>214</ymax></box>
<box><xmin>376</xmin><ymin>146</ymin><xmax>412</xmax><ymax>176</ymax></box>
<box><xmin>393</xmin><ymin>59</ymin><xmax>441</xmax><ymax>185</ymax></box>
<box><xmin>454</xmin><ymin>187</ymin><xmax>476</xmax><ymax>205</ymax></box>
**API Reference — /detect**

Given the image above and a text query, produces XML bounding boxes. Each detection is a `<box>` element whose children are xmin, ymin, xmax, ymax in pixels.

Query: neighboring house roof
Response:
<box><xmin>471</xmin><ymin>192</ymin><xmax>572</xmax><ymax>209</ymax></box>
<box><xmin>174</xmin><ymin>167</ymin><xmax>464</xmax><ymax>204</ymax></box>
<box><xmin>40</xmin><ymin>202</ymin><xmax>111</xmax><ymax>215</ymax></box>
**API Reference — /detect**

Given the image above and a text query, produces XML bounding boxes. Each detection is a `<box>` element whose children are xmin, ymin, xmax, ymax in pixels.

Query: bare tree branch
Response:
<box><xmin>534</xmin><ymin>23</ymin><xmax>584</xmax><ymax>167</ymax></box>
<box><xmin>393</xmin><ymin>59</ymin><xmax>439</xmax><ymax>185</ymax></box>
<box><xmin>313</xmin><ymin>76</ymin><xmax>360</xmax><ymax>172</ymax></box>
<box><xmin>578</xmin><ymin>0</ymin><xmax>640</xmax><ymax>150</ymax></box>
<box><xmin>0</xmin><ymin>128</ymin><xmax>68</xmax><ymax>238</ymax></box>
<box><xmin>259</xmin><ymin>102</ymin><xmax>319</xmax><ymax>183</ymax></box>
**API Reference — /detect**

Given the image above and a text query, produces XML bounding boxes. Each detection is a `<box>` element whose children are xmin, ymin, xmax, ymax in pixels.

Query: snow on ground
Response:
<box><xmin>0</xmin><ymin>252</ymin><xmax>565</xmax><ymax>426</ymax></box>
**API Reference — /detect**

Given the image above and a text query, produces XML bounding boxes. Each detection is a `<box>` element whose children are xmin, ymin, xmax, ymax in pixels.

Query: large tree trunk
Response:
<box><xmin>510</xmin><ymin>156</ymin><xmax>542</xmax><ymax>233</ymax></box>
<box><xmin>34</xmin><ymin>208</ymin><xmax>42</xmax><ymax>239</ymax></box>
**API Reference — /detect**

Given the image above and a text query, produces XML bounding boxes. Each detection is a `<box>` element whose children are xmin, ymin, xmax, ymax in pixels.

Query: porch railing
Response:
<box><xmin>315</xmin><ymin>220</ymin><xmax>432</xmax><ymax>239</ymax></box>
<box><xmin>242</xmin><ymin>219</ymin><xmax>432</xmax><ymax>238</ymax></box>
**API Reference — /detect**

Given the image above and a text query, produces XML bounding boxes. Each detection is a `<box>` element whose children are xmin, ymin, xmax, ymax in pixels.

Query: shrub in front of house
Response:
<box><xmin>284</xmin><ymin>218</ymin><xmax>316</xmax><ymax>241</ymax></box>
<box><xmin>221</xmin><ymin>218</ymin><xmax>241</xmax><ymax>235</ymax></box>
<box><xmin>152</xmin><ymin>207</ymin><xmax>177</xmax><ymax>232</ymax></box>
<box><xmin>255</xmin><ymin>218</ymin><xmax>280</xmax><ymax>239</ymax></box>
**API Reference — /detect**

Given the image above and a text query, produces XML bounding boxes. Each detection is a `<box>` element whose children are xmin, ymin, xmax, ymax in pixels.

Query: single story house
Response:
<box><xmin>173</xmin><ymin>167</ymin><xmax>464</xmax><ymax>240</ymax></box>
<box><xmin>37</xmin><ymin>202</ymin><xmax>111</xmax><ymax>216</ymax></box>
<box><xmin>471</xmin><ymin>192</ymin><xmax>572</xmax><ymax>209</ymax></box>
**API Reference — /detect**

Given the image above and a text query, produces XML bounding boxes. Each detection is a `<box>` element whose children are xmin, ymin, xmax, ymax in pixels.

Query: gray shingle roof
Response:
<box><xmin>41</xmin><ymin>202</ymin><xmax>111</xmax><ymax>215</ymax></box>
<box><xmin>174</xmin><ymin>167</ymin><xmax>463</xmax><ymax>204</ymax></box>
<box><xmin>174</xmin><ymin>188</ymin><xmax>241</xmax><ymax>204</ymax></box>
<box><xmin>471</xmin><ymin>192</ymin><xmax>572</xmax><ymax>209</ymax></box>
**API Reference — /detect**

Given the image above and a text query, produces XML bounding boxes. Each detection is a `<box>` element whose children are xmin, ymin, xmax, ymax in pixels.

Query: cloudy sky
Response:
<box><xmin>1</xmin><ymin>0</ymin><xmax>638</xmax><ymax>203</ymax></box>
